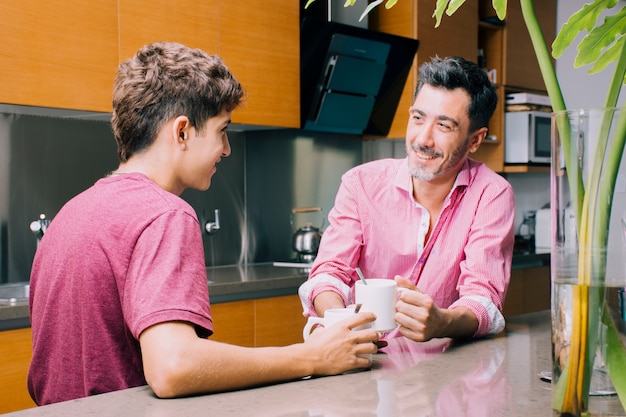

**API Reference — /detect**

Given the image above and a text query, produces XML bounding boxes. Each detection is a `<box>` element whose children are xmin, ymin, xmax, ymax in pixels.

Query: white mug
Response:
<box><xmin>302</xmin><ymin>307</ymin><xmax>370</xmax><ymax>340</ymax></box>
<box><xmin>355</xmin><ymin>278</ymin><xmax>403</xmax><ymax>332</ymax></box>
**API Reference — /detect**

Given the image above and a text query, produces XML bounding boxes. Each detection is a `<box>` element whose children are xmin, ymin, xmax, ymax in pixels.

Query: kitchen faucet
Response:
<box><xmin>30</xmin><ymin>214</ymin><xmax>50</xmax><ymax>244</ymax></box>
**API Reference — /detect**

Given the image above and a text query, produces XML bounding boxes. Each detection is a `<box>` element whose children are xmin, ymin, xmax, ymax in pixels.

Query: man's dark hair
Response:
<box><xmin>415</xmin><ymin>56</ymin><xmax>497</xmax><ymax>132</ymax></box>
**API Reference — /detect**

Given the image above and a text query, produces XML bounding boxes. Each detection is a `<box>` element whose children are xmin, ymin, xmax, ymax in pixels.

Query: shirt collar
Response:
<box><xmin>395</xmin><ymin>157</ymin><xmax>473</xmax><ymax>196</ymax></box>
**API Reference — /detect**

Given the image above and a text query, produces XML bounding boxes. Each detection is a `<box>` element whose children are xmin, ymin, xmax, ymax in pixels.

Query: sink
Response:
<box><xmin>0</xmin><ymin>283</ymin><xmax>30</xmax><ymax>305</ymax></box>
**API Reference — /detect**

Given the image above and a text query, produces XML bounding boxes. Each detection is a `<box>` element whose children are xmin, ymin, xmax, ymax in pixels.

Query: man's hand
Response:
<box><xmin>394</xmin><ymin>276</ymin><xmax>478</xmax><ymax>341</ymax></box>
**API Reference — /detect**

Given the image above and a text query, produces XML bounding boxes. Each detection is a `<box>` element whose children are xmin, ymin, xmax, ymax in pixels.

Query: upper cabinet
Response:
<box><xmin>0</xmin><ymin>1</ymin><xmax>300</xmax><ymax>128</ymax></box>
<box><xmin>0</xmin><ymin>1</ymin><xmax>118</xmax><ymax>112</ymax></box>
<box><xmin>220</xmin><ymin>1</ymin><xmax>300</xmax><ymax>128</ymax></box>
<box><xmin>500</xmin><ymin>0</ymin><xmax>557</xmax><ymax>92</ymax></box>
<box><xmin>118</xmin><ymin>0</ymin><xmax>220</xmax><ymax>64</ymax></box>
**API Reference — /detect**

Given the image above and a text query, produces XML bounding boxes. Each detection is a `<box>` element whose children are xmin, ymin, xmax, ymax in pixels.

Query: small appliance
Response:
<box><xmin>504</xmin><ymin>111</ymin><xmax>552</xmax><ymax>164</ymax></box>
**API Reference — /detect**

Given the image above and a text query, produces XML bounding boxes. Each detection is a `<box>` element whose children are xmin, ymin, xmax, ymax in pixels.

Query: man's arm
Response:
<box><xmin>139</xmin><ymin>315</ymin><xmax>379</xmax><ymax>398</ymax></box>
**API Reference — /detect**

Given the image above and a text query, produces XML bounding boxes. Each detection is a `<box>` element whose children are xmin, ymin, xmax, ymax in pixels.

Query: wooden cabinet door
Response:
<box><xmin>209</xmin><ymin>300</ymin><xmax>255</xmax><ymax>347</ymax></box>
<box><xmin>0</xmin><ymin>1</ymin><xmax>117</xmax><ymax>112</ymax></box>
<box><xmin>118</xmin><ymin>0</ymin><xmax>220</xmax><ymax>63</ymax></box>
<box><xmin>210</xmin><ymin>295</ymin><xmax>306</xmax><ymax>347</ymax></box>
<box><xmin>220</xmin><ymin>1</ymin><xmax>300</xmax><ymax>128</ymax></box>
<box><xmin>503</xmin><ymin>0</ymin><xmax>556</xmax><ymax>92</ymax></box>
<box><xmin>503</xmin><ymin>266</ymin><xmax>551</xmax><ymax>317</ymax></box>
<box><xmin>256</xmin><ymin>295</ymin><xmax>307</xmax><ymax>347</ymax></box>
<box><xmin>0</xmin><ymin>328</ymin><xmax>35</xmax><ymax>413</ymax></box>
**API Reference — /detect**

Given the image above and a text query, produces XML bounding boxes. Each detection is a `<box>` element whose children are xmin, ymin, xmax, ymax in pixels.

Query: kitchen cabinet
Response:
<box><xmin>0</xmin><ymin>1</ymin><xmax>118</xmax><ymax>112</ymax></box>
<box><xmin>499</xmin><ymin>0</ymin><xmax>557</xmax><ymax>92</ymax></box>
<box><xmin>369</xmin><ymin>0</ymin><xmax>556</xmax><ymax>174</ymax></box>
<box><xmin>210</xmin><ymin>294</ymin><xmax>307</xmax><ymax>347</ymax></box>
<box><xmin>119</xmin><ymin>0</ymin><xmax>300</xmax><ymax>128</ymax></box>
<box><xmin>220</xmin><ymin>2</ymin><xmax>300</xmax><ymax>129</ymax></box>
<box><xmin>474</xmin><ymin>0</ymin><xmax>556</xmax><ymax>173</ymax></box>
<box><xmin>0</xmin><ymin>327</ymin><xmax>35</xmax><ymax>413</ymax></box>
<box><xmin>502</xmin><ymin>265</ymin><xmax>551</xmax><ymax>317</ymax></box>
<box><xmin>0</xmin><ymin>1</ymin><xmax>299</xmax><ymax>129</ymax></box>
<box><xmin>118</xmin><ymin>0</ymin><xmax>220</xmax><ymax>63</ymax></box>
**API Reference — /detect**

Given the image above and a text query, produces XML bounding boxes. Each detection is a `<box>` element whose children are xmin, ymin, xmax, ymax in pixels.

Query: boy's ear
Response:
<box><xmin>172</xmin><ymin>116</ymin><xmax>190</xmax><ymax>145</ymax></box>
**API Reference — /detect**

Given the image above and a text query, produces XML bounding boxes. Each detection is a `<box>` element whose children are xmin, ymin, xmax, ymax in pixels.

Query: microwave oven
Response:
<box><xmin>504</xmin><ymin>111</ymin><xmax>551</xmax><ymax>164</ymax></box>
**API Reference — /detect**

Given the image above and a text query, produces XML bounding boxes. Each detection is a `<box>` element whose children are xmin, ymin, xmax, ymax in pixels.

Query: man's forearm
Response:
<box><xmin>313</xmin><ymin>291</ymin><xmax>345</xmax><ymax>316</ymax></box>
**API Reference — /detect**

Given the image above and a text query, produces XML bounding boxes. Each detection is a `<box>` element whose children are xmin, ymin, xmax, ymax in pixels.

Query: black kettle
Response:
<box><xmin>291</xmin><ymin>207</ymin><xmax>324</xmax><ymax>262</ymax></box>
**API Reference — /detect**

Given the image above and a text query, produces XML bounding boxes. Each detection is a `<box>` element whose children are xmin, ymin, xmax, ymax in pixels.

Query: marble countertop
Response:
<box><xmin>5</xmin><ymin>311</ymin><xmax>594</xmax><ymax>417</ymax></box>
<box><xmin>0</xmin><ymin>253</ymin><xmax>550</xmax><ymax>331</ymax></box>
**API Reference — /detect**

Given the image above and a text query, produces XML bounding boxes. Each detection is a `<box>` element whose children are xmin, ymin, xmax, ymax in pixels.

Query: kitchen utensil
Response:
<box><xmin>356</xmin><ymin>268</ymin><xmax>367</xmax><ymax>285</ymax></box>
<box><xmin>291</xmin><ymin>207</ymin><xmax>324</xmax><ymax>262</ymax></box>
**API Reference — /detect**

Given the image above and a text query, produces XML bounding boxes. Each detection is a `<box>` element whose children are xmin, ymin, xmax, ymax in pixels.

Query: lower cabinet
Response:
<box><xmin>210</xmin><ymin>294</ymin><xmax>307</xmax><ymax>347</ymax></box>
<box><xmin>503</xmin><ymin>266</ymin><xmax>551</xmax><ymax>317</ymax></box>
<box><xmin>0</xmin><ymin>327</ymin><xmax>35</xmax><ymax>413</ymax></box>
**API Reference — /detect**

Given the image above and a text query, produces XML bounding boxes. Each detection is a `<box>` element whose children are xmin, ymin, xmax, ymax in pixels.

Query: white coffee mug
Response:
<box><xmin>355</xmin><ymin>278</ymin><xmax>402</xmax><ymax>332</ymax></box>
<box><xmin>302</xmin><ymin>307</ymin><xmax>370</xmax><ymax>340</ymax></box>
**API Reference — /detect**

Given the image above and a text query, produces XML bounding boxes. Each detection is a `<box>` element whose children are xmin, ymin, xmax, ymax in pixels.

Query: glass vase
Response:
<box><xmin>551</xmin><ymin>107</ymin><xmax>626</xmax><ymax>416</ymax></box>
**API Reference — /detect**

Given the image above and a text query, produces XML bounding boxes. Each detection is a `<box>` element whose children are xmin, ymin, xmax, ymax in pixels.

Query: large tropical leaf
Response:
<box><xmin>575</xmin><ymin>7</ymin><xmax>626</xmax><ymax>68</ymax></box>
<box><xmin>552</xmin><ymin>0</ymin><xmax>618</xmax><ymax>59</ymax></box>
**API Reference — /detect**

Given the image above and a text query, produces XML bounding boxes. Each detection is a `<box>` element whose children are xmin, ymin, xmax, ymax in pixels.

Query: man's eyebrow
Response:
<box><xmin>437</xmin><ymin>115</ymin><xmax>460</xmax><ymax>127</ymax></box>
<box><xmin>411</xmin><ymin>108</ymin><xmax>460</xmax><ymax>127</ymax></box>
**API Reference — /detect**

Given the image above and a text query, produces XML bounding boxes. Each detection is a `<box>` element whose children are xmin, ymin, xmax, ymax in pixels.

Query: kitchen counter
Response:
<box><xmin>0</xmin><ymin>263</ymin><xmax>308</xmax><ymax>330</ymax></box>
<box><xmin>0</xmin><ymin>253</ymin><xmax>550</xmax><ymax>331</ymax></box>
<box><xmin>4</xmin><ymin>310</ymin><xmax>592</xmax><ymax>417</ymax></box>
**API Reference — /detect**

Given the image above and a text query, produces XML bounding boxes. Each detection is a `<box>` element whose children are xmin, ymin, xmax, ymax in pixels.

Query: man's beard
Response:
<box><xmin>407</xmin><ymin>138</ymin><xmax>470</xmax><ymax>182</ymax></box>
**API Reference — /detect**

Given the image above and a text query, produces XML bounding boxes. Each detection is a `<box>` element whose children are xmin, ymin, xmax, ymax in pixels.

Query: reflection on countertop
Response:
<box><xmin>3</xmin><ymin>311</ymin><xmax>560</xmax><ymax>417</ymax></box>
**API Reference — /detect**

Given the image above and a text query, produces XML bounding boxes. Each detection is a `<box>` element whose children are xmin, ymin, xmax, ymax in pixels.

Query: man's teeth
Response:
<box><xmin>416</xmin><ymin>150</ymin><xmax>436</xmax><ymax>159</ymax></box>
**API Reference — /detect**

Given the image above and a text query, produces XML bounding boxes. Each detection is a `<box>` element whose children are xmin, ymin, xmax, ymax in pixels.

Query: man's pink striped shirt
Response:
<box><xmin>299</xmin><ymin>157</ymin><xmax>515</xmax><ymax>337</ymax></box>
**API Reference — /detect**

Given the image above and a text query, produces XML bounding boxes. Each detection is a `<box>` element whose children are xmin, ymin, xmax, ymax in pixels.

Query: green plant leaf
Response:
<box><xmin>433</xmin><ymin>0</ymin><xmax>451</xmax><ymax>28</ymax></box>
<box><xmin>344</xmin><ymin>0</ymin><xmax>357</xmax><ymax>6</ymax></box>
<box><xmin>385</xmin><ymin>0</ymin><xmax>398</xmax><ymax>9</ymax></box>
<box><xmin>589</xmin><ymin>35</ymin><xmax>625</xmax><ymax>75</ymax></box>
<box><xmin>304</xmin><ymin>0</ymin><xmax>316</xmax><ymax>9</ymax></box>
<box><xmin>603</xmin><ymin>300</ymin><xmax>626</xmax><ymax>411</ymax></box>
<box><xmin>492</xmin><ymin>0</ymin><xmax>507</xmax><ymax>21</ymax></box>
<box><xmin>552</xmin><ymin>0</ymin><xmax>618</xmax><ymax>59</ymax></box>
<box><xmin>575</xmin><ymin>8</ymin><xmax>626</xmax><ymax>68</ymax></box>
<box><xmin>446</xmin><ymin>0</ymin><xmax>467</xmax><ymax>16</ymax></box>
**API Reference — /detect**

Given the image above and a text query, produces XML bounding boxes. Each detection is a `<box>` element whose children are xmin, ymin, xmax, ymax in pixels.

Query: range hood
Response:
<box><xmin>300</xmin><ymin>17</ymin><xmax>419</xmax><ymax>136</ymax></box>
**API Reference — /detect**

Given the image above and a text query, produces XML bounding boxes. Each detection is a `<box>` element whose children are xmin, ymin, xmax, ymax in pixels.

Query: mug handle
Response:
<box><xmin>302</xmin><ymin>316</ymin><xmax>325</xmax><ymax>341</ymax></box>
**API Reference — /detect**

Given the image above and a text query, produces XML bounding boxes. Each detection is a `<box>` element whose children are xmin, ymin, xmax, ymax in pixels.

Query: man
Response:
<box><xmin>299</xmin><ymin>56</ymin><xmax>515</xmax><ymax>342</ymax></box>
<box><xmin>28</xmin><ymin>42</ymin><xmax>380</xmax><ymax>406</ymax></box>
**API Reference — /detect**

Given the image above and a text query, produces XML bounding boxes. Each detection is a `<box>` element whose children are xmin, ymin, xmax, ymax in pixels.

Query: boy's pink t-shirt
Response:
<box><xmin>28</xmin><ymin>173</ymin><xmax>213</xmax><ymax>405</ymax></box>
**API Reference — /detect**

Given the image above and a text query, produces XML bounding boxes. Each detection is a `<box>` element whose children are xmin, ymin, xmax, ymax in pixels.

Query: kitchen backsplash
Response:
<box><xmin>0</xmin><ymin>112</ymin><xmax>363</xmax><ymax>283</ymax></box>
<box><xmin>0</xmin><ymin>111</ymin><xmax>552</xmax><ymax>284</ymax></box>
